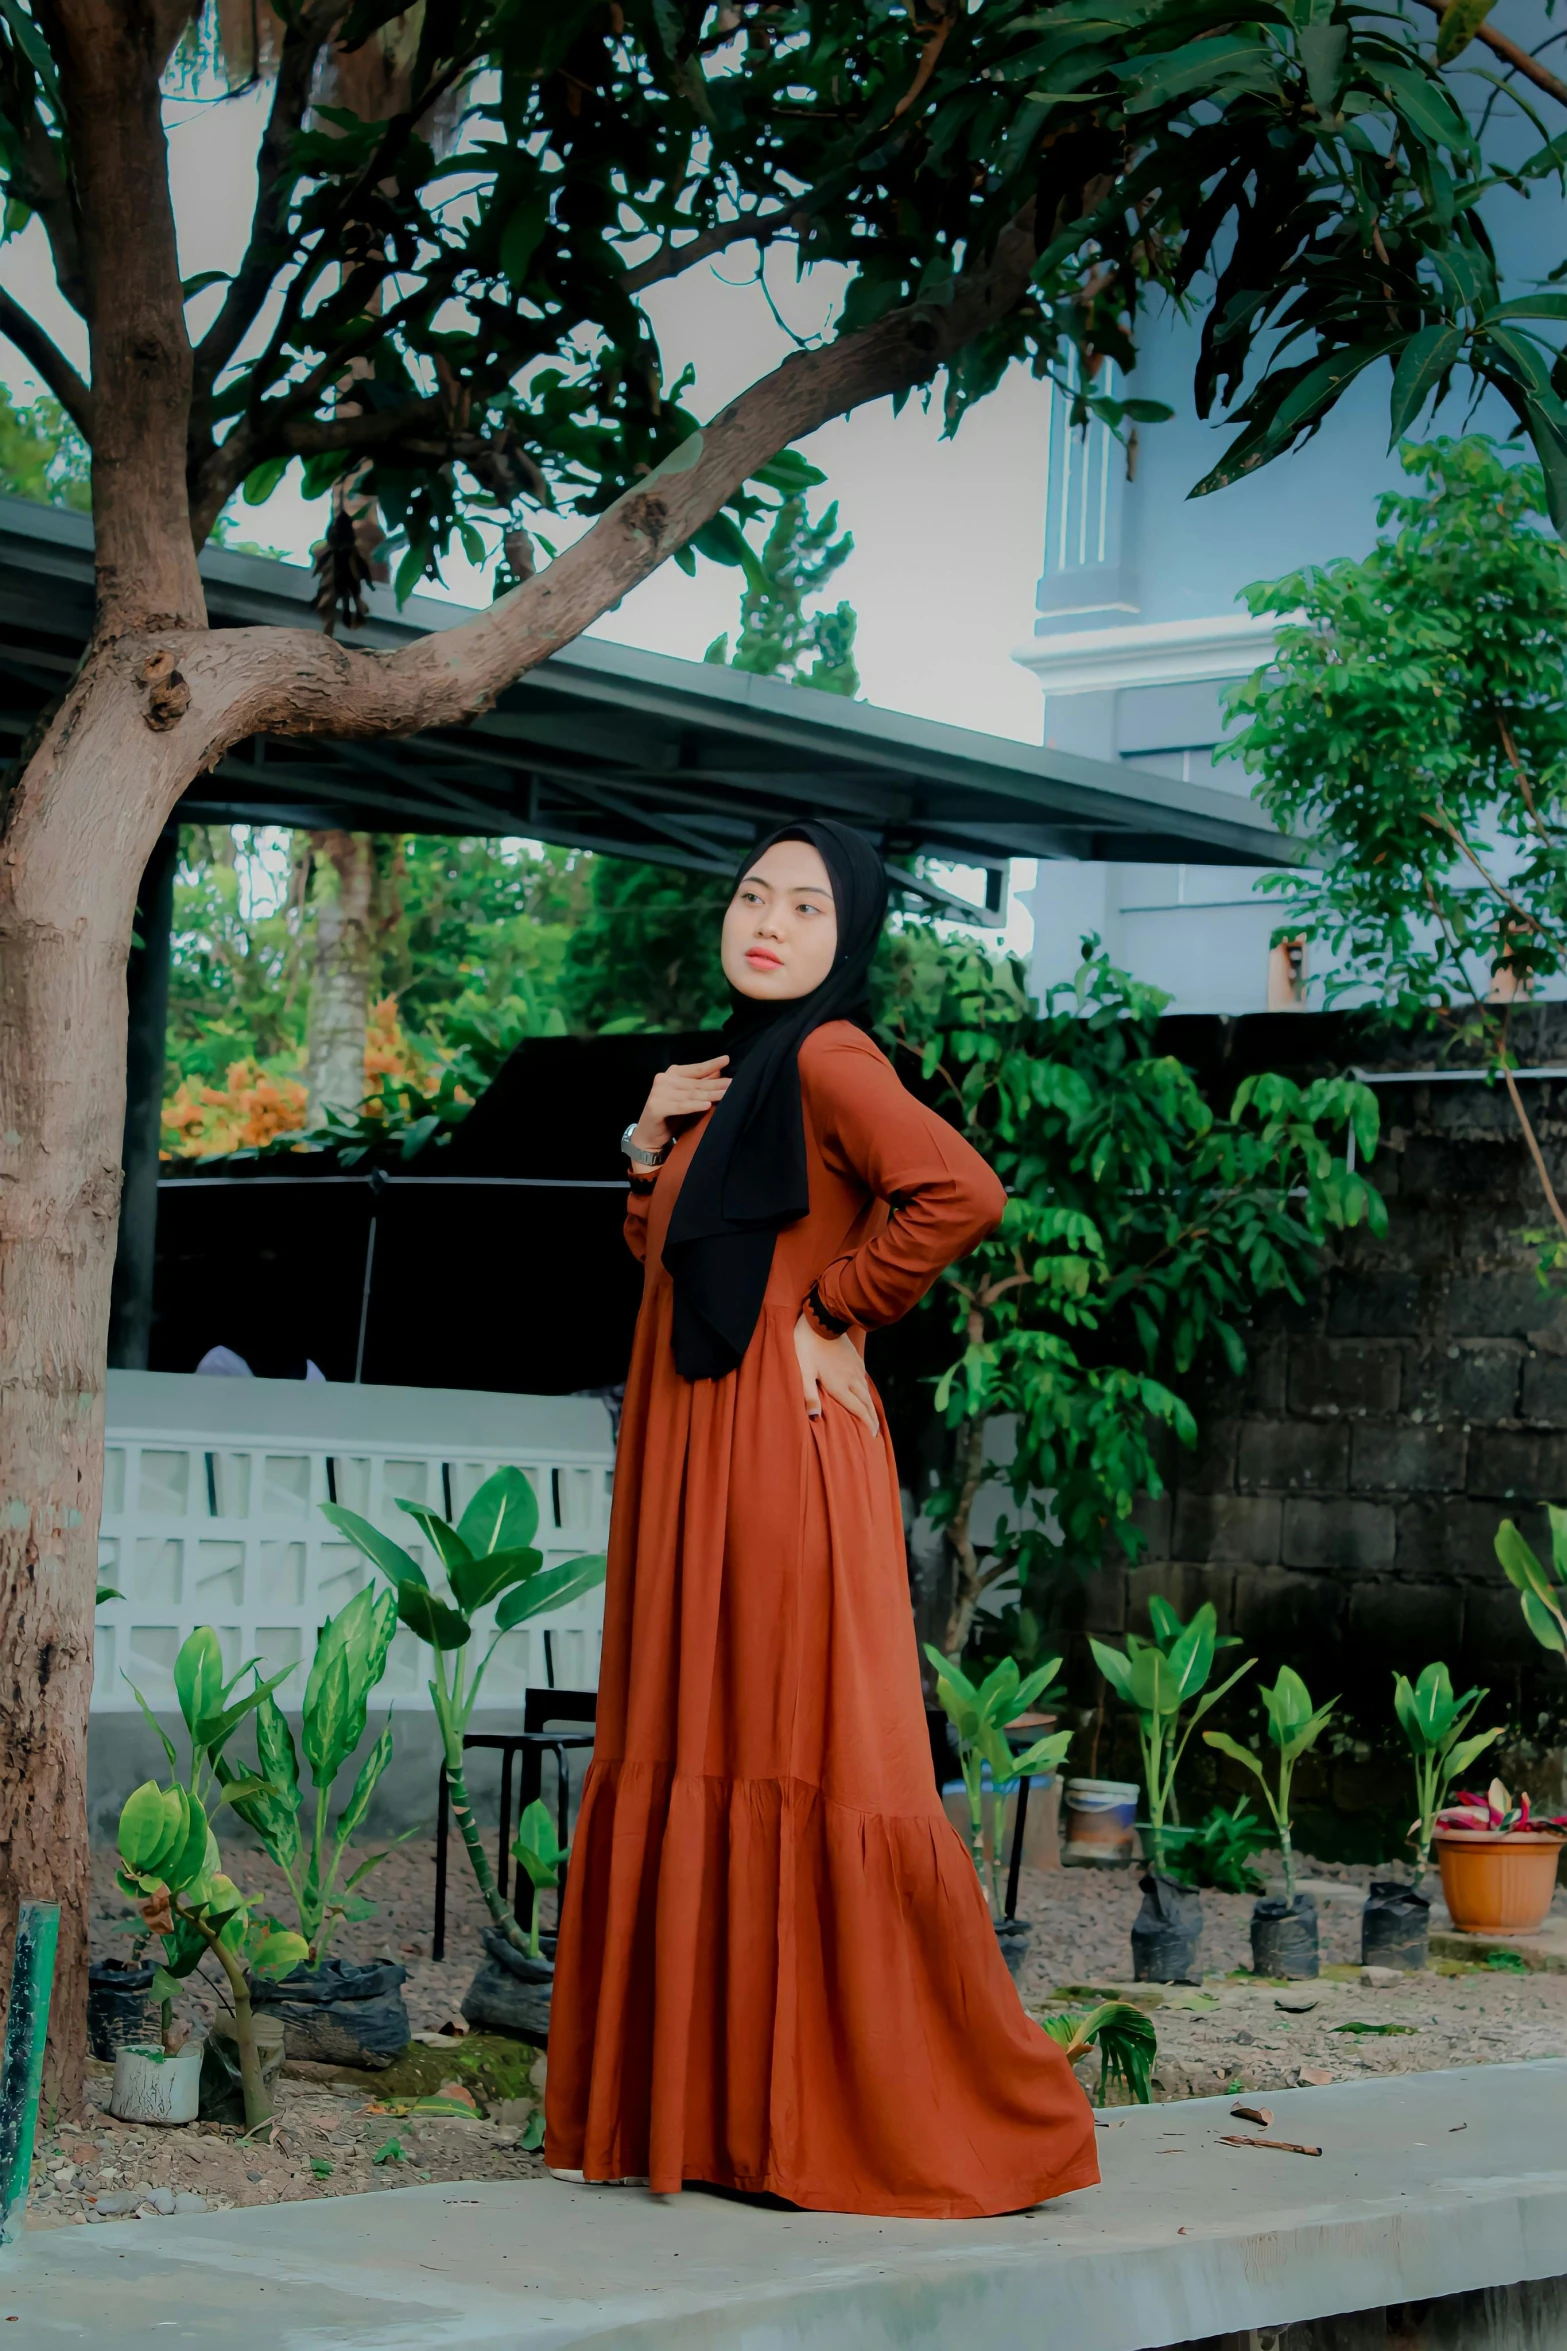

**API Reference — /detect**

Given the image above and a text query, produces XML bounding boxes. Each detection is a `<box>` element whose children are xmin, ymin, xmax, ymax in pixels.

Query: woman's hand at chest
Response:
<box><xmin>794</xmin><ymin>1315</ymin><xmax>879</xmax><ymax>1435</ymax></box>
<box><xmin>630</xmin><ymin>1056</ymin><xmax>730</xmax><ymax>1153</ymax></box>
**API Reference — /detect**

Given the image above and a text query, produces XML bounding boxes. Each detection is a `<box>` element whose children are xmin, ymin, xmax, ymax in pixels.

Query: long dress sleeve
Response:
<box><xmin>798</xmin><ymin>1025</ymin><xmax>1005</xmax><ymax>1332</ymax></box>
<box><xmin>623</xmin><ymin>1173</ymin><xmax>657</xmax><ymax>1264</ymax></box>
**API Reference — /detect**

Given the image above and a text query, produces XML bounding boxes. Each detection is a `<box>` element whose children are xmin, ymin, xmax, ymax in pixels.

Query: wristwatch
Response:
<box><xmin>621</xmin><ymin>1121</ymin><xmax>671</xmax><ymax>1168</ymax></box>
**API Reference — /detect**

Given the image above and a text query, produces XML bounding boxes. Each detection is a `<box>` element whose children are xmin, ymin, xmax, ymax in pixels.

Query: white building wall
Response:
<box><xmin>96</xmin><ymin>1371</ymin><xmax>613</xmax><ymax>1716</ymax></box>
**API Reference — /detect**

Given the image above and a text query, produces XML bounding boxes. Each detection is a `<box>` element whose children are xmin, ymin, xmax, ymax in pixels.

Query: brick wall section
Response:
<box><xmin>1072</xmin><ymin>1012</ymin><xmax>1567</xmax><ymax>1737</ymax></box>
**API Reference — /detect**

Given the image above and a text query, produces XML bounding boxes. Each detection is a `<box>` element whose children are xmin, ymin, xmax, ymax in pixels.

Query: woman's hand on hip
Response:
<box><xmin>630</xmin><ymin>1056</ymin><xmax>730</xmax><ymax>1152</ymax></box>
<box><xmin>794</xmin><ymin>1314</ymin><xmax>878</xmax><ymax>1436</ymax></box>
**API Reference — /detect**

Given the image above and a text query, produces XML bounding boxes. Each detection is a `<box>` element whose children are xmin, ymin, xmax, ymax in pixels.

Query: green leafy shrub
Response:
<box><xmin>877</xmin><ymin>942</ymin><xmax>1382</xmax><ymax>1659</ymax></box>
<box><xmin>1161</xmin><ymin>1799</ymin><xmax>1274</xmax><ymax>1895</ymax></box>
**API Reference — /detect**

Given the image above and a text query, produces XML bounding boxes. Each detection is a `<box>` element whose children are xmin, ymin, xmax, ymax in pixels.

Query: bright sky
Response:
<box><xmin>0</xmin><ymin>81</ymin><xmax>1049</xmax><ymax>948</ymax></box>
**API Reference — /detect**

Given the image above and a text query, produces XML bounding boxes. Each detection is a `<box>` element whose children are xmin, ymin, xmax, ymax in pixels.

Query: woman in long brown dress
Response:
<box><xmin>545</xmin><ymin>819</ymin><xmax>1098</xmax><ymax>2219</ymax></box>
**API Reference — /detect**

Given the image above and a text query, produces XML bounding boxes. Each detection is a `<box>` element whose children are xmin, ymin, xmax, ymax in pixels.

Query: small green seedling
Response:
<box><xmin>1392</xmin><ymin>1661</ymin><xmax>1502</xmax><ymax>1883</ymax></box>
<box><xmin>511</xmin><ymin>1799</ymin><xmax>570</xmax><ymax>1960</ymax></box>
<box><xmin>371</xmin><ymin>2137</ymin><xmax>408</xmax><ymax>2166</ymax></box>
<box><xmin>1204</xmin><ymin>1668</ymin><xmax>1337</xmax><ymax>1908</ymax></box>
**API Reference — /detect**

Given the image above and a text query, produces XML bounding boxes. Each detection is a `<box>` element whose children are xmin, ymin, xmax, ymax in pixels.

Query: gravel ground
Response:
<box><xmin>23</xmin><ymin>1840</ymin><xmax>1562</xmax><ymax>2228</ymax></box>
<box><xmin>1013</xmin><ymin>1857</ymin><xmax>1567</xmax><ymax>2104</ymax></box>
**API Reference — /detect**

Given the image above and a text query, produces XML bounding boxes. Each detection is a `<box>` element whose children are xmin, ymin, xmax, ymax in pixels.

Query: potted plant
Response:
<box><xmin>457</xmin><ymin>1797</ymin><xmax>574</xmax><ymax>2038</ymax></box>
<box><xmin>1204</xmin><ymin>1667</ymin><xmax>1336</xmax><ymax>1979</ymax></box>
<box><xmin>322</xmin><ymin>1465</ymin><xmax>605</xmax><ymax>2028</ymax></box>
<box><xmin>924</xmin><ymin>1645</ymin><xmax>1072</xmax><ymax>1973</ymax></box>
<box><xmin>1363</xmin><ymin>1661</ymin><xmax>1505</xmax><ymax>1968</ymax></box>
<box><xmin>1433</xmin><ymin>1779</ymin><xmax>1567</xmax><ymax>1937</ymax></box>
<box><xmin>216</xmin><ymin>1582</ymin><xmax>414</xmax><ymax>2068</ymax></box>
<box><xmin>115</xmin><ymin>1627</ymin><xmax>308</xmax><ymax>2129</ymax></box>
<box><xmin>1089</xmin><ymin>1599</ymin><xmax>1254</xmax><ymax>1981</ymax></box>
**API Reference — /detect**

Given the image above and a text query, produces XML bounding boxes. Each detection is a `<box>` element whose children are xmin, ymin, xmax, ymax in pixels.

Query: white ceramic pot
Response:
<box><xmin>109</xmin><ymin>2040</ymin><xmax>203</xmax><ymax>2127</ymax></box>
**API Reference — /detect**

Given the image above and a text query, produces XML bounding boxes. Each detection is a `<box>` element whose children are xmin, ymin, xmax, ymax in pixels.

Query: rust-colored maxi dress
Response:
<box><xmin>545</xmin><ymin>1019</ymin><xmax>1100</xmax><ymax>2217</ymax></box>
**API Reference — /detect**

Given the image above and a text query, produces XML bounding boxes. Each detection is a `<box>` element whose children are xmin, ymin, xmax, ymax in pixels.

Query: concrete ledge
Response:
<box><xmin>1430</xmin><ymin>1916</ymin><xmax>1567</xmax><ymax>1972</ymax></box>
<box><xmin>6</xmin><ymin>2063</ymin><xmax>1566</xmax><ymax>2349</ymax></box>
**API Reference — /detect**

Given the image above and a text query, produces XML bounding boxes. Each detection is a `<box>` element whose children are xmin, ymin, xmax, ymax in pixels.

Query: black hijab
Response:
<box><xmin>663</xmin><ymin>819</ymin><xmax>888</xmax><ymax>1380</ymax></box>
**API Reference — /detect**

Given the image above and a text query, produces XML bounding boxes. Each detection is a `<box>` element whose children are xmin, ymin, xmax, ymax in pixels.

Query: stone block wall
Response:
<box><xmin>1067</xmin><ymin>1011</ymin><xmax>1567</xmax><ymax>1751</ymax></box>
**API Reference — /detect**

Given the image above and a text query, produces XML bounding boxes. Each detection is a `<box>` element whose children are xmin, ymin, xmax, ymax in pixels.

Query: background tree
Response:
<box><xmin>704</xmin><ymin>491</ymin><xmax>860</xmax><ymax>695</ymax></box>
<box><xmin>1229</xmin><ymin>437</ymin><xmax>1567</xmax><ymax>1250</ymax></box>
<box><xmin>557</xmin><ymin>856</ymin><xmax>731</xmax><ymax>1033</ymax></box>
<box><xmin>2</xmin><ymin>0</ymin><xmax>1565</xmax><ymax>2107</ymax></box>
<box><xmin>0</xmin><ymin>382</ymin><xmax>88</xmax><ymax>509</ymax></box>
<box><xmin>161</xmin><ymin>827</ymin><xmax>593</xmax><ymax>1150</ymax></box>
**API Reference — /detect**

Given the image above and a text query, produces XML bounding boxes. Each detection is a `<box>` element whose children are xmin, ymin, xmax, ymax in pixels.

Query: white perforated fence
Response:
<box><xmin>96</xmin><ymin>1372</ymin><xmax>613</xmax><ymax>1714</ymax></box>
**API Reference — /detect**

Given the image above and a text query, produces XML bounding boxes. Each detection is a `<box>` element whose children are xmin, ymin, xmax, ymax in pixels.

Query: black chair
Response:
<box><xmin>431</xmin><ymin>1685</ymin><xmax>598</xmax><ymax>1961</ymax></box>
<box><xmin>925</xmin><ymin>1704</ymin><xmax>1036</xmax><ymax>1923</ymax></box>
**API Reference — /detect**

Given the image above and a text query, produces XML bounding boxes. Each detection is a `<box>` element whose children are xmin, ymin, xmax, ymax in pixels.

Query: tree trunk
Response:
<box><xmin>0</xmin><ymin>771</ymin><xmax>141</xmax><ymax>2113</ymax></box>
<box><xmin>941</xmin><ymin>1414</ymin><xmax>990</xmax><ymax>1661</ymax></box>
<box><xmin>305</xmin><ymin>830</ymin><xmax>376</xmax><ymax>1123</ymax></box>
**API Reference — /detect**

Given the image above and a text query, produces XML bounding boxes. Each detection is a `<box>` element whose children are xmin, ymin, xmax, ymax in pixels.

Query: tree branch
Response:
<box><xmin>1501</xmin><ymin>1063</ymin><xmax>1567</xmax><ymax>1238</ymax></box>
<box><xmin>51</xmin><ymin>0</ymin><xmax>203</xmax><ymax>629</ymax></box>
<box><xmin>2</xmin><ymin>101</ymin><xmax>85</xmax><ymax>317</ymax></box>
<box><xmin>1409</xmin><ymin>0</ymin><xmax>1567</xmax><ymax>111</ymax></box>
<box><xmin>192</xmin><ymin>1</ymin><xmax>348</xmax><ymax>402</ymax></box>
<box><xmin>0</xmin><ymin>289</ymin><xmax>92</xmax><ymax>437</ymax></box>
<box><xmin>619</xmin><ymin>204</ymin><xmax>803</xmax><ymax>294</ymax></box>
<box><xmin>187</xmin><ymin>203</ymin><xmax>1041</xmax><ymax>744</ymax></box>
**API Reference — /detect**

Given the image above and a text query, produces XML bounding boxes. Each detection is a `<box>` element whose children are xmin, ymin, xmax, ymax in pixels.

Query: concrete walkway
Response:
<box><xmin>3</xmin><ymin>2063</ymin><xmax>1564</xmax><ymax>2350</ymax></box>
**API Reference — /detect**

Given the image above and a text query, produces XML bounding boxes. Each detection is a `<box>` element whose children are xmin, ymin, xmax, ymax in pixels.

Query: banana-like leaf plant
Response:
<box><xmin>116</xmin><ymin>1625</ymin><xmax>309</xmax><ymax>2128</ymax></box>
<box><xmin>217</xmin><ymin>1583</ymin><xmax>408</xmax><ymax>1964</ymax></box>
<box><xmin>1392</xmin><ymin>1661</ymin><xmax>1503</xmax><ymax>1884</ymax></box>
<box><xmin>512</xmin><ymin>1797</ymin><xmax>570</xmax><ymax>1961</ymax></box>
<box><xmin>1041</xmin><ymin>2001</ymin><xmax>1157</xmax><ymax>2105</ymax></box>
<box><xmin>1204</xmin><ymin>1668</ymin><xmax>1337</xmax><ymax>1908</ymax></box>
<box><xmin>1496</xmin><ymin>1512</ymin><xmax>1567</xmax><ymax>1663</ymax></box>
<box><xmin>322</xmin><ymin>1467</ymin><xmax>605</xmax><ymax>1955</ymax></box>
<box><xmin>1089</xmin><ymin>1600</ymin><xmax>1254</xmax><ymax>1873</ymax></box>
<box><xmin>924</xmin><ymin>1645</ymin><xmax>1072</xmax><ymax>1913</ymax></box>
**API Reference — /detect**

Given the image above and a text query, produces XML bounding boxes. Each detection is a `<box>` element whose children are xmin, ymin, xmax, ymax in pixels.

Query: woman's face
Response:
<box><xmin>721</xmin><ymin>840</ymin><xmax>838</xmax><ymax>1001</ymax></box>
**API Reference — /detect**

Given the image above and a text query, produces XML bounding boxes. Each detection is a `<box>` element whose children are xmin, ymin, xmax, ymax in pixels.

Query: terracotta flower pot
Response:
<box><xmin>1434</xmin><ymin>1830</ymin><xmax>1564</xmax><ymax>1936</ymax></box>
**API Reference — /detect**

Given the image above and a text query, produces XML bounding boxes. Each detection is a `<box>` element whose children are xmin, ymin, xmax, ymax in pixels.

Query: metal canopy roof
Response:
<box><xmin>0</xmin><ymin>497</ymin><xmax>1297</xmax><ymax>915</ymax></box>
